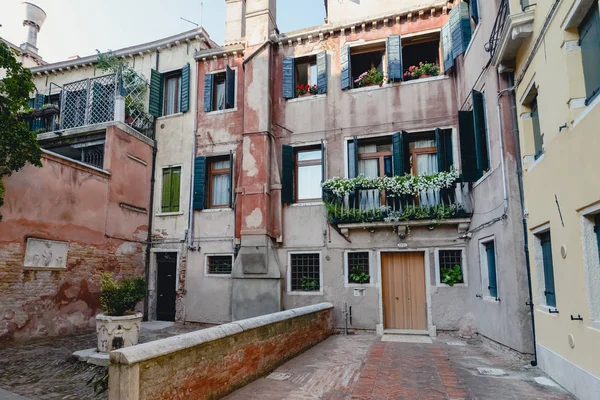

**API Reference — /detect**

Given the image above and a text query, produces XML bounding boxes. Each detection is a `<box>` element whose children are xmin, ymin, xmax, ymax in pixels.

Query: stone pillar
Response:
<box><xmin>225</xmin><ymin>0</ymin><xmax>246</xmax><ymax>45</ymax></box>
<box><xmin>114</xmin><ymin>95</ymin><xmax>126</xmax><ymax>123</ymax></box>
<box><xmin>231</xmin><ymin>0</ymin><xmax>281</xmax><ymax>321</ymax></box>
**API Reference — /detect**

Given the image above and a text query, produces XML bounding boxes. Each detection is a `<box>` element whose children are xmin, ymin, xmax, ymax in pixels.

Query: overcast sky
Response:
<box><xmin>1</xmin><ymin>0</ymin><xmax>326</xmax><ymax>63</ymax></box>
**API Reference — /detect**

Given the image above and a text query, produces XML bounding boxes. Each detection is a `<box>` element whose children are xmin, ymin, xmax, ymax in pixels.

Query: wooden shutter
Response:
<box><xmin>579</xmin><ymin>2</ymin><xmax>600</xmax><ymax>103</ymax></box>
<box><xmin>470</xmin><ymin>0</ymin><xmax>479</xmax><ymax>25</ymax></box>
<box><xmin>392</xmin><ymin>132</ymin><xmax>405</xmax><ymax>176</ymax></box>
<box><xmin>458</xmin><ymin>110</ymin><xmax>480</xmax><ymax>182</ymax></box>
<box><xmin>486</xmin><ymin>242</ymin><xmax>498</xmax><ymax>298</ymax></box>
<box><xmin>347</xmin><ymin>137</ymin><xmax>358</xmax><ymax>178</ymax></box>
<box><xmin>340</xmin><ymin>45</ymin><xmax>352</xmax><ymax>91</ymax></box>
<box><xmin>541</xmin><ymin>232</ymin><xmax>556</xmax><ymax>307</ymax></box>
<box><xmin>171</xmin><ymin>167</ymin><xmax>181</xmax><ymax>212</ymax></box>
<box><xmin>228</xmin><ymin>150</ymin><xmax>234</xmax><ymax>208</ymax></box>
<box><xmin>594</xmin><ymin>214</ymin><xmax>600</xmax><ymax>262</ymax></box>
<box><xmin>203</xmin><ymin>73</ymin><xmax>214</xmax><ymax>113</ymax></box>
<box><xmin>193</xmin><ymin>157</ymin><xmax>207</xmax><ymax>210</ymax></box>
<box><xmin>471</xmin><ymin>90</ymin><xmax>489</xmax><ymax>172</ymax></box>
<box><xmin>441</xmin><ymin>22</ymin><xmax>454</xmax><ymax>72</ymax></box>
<box><xmin>282</xmin><ymin>57</ymin><xmax>295</xmax><ymax>99</ymax></box>
<box><xmin>281</xmin><ymin>145</ymin><xmax>294</xmax><ymax>204</ymax></box>
<box><xmin>317</xmin><ymin>51</ymin><xmax>328</xmax><ymax>94</ymax></box>
<box><xmin>149</xmin><ymin>69</ymin><xmax>164</xmax><ymax>117</ymax></box>
<box><xmin>180</xmin><ymin>63</ymin><xmax>190</xmax><ymax>113</ymax></box>
<box><xmin>162</xmin><ymin>168</ymin><xmax>172</xmax><ymax>212</ymax></box>
<box><xmin>321</xmin><ymin>140</ymin><xmax>326</xmax><ymax>198</ymax></box>
<box><xmin>34</xmin><ymin>93</ymin><xmax>45</xmax><ymax>110</ymax></box>
<box><xmin>225</xmin><ymin>65</ymin><xmax>235</xmax><ymax>109</ymax></box>
<box><xmin>450</xmin><ymin>2</ymin><xmax>472</xmax><ymax>58</ymax></box>
<box><xmin>387</xmin><ymin>35</ymin><xmax>403</xmax><ymax>82</ymax></box>
<box><xmin>436</xmin><ymin>128</ymin><xmax>453</xmax><ymax>172</ymax></box>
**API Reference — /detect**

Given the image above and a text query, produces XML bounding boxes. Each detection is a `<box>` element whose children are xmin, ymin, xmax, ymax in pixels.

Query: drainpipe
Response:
<box><xmin>188</xmin><ymin>61</ymin><xmax>199</xmax><ymax>250</ymax></box>
<box><xmin>495</xmin><ymin>85</ymin><xmax>512</xmax><ymax>216</ymax></box>
<box><xmin>507</xmin><ymin>73</ymin><xmax>538</xmax><ymax>366</ymax></box>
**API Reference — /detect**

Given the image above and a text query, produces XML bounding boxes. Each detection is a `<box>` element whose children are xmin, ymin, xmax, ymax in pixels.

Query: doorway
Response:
<box><xmin>156</xmin><ymin>252</ymin><xmax>177</xmax><ymax>321</ymax></box>
<box><xmin>381</xmin><ymin>252</ymin><xmax>427</xmax><ymax>330</ymax></box>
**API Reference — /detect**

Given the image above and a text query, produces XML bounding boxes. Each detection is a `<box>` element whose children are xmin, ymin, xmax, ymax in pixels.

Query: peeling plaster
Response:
<box><xmin>243</xmin><ymin>139</ymin><xmax>258</xmax><ymax>177</ymax></box>
<box><xmin>246</xmin><ymin>208</ymin><xmax>263</xmax><ymax>228</ymax></box>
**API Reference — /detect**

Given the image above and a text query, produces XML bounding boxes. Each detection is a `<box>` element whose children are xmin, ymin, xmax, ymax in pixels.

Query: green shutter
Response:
<box><xmin>283</xmin><ymin>57</ymin><xmax>295</xmax><ymax>99</ymax></box>
<box><xmin>458</xmin><ymin>110</ymin><xmax>480</xmax><ymax>182</ymax></box>
<box><xmin>472</xmin><ymin>90</ymin><xmax>489</xmax><ymax>173</ymax></box>
<box><xmin>392</xmin><ymin>132</ymin><xmax>405</xmax><ymax>176</ymax></box>
<box><xmin>348</xmin><ymin>137</ymin><xmax>358</xmax><ymax>178</ymax></box>
<box><xmin>282</xmin><ymin>145</ymin><xmax>294</xmax><ymax>204</ymax></box>
<box><xmin>441</xmin><ymin>22</ymin><xmax>454</xmax><ymax>72</ymax></box>
<box><xmin>486</xmin><ymin>242</ymin><xmax>498</xmax><ymax>298</ymax></box>
<box><xmin>228</xmin><ymin>150</ymin><xmax>234</xmax><ymax>208</ymax></box>
<box><xmin>541</xmin><ymin>232</ymin><xmax>556</xmax><ymax>307</ymax></box>
<box><xmin>193</xmin><ymin>157</ymin><xmax>206</xmax><ymax>210</ymax></box>
<box><xmin>162</xmin><ymin>168</ymin><xmax>172</xmax><ymax>212</ymax></box>
<box><xmin>579</xmin><ymin>2</ymin><xmax>600</xmax><ymax>103</ymax></box>
<box><xmin>436</xmin><ymin>128</ymin><xmax>453</xmax><ymax>172</ymax></box>
<box><xmin>180</xmin><ymin>63</ymin><xmax>190</xmax><ymax>113</ymax></box>
<box><xmin>387</xmin><ymin>35</ymin><xmax>403</xmax><ymax>82</ymax></box>
<box><xmin>340</xmin><ymin>45</ymin><xmax>352</xmax><ymax>90</ymax></box>
<box><xmin>317</xmin><ymin>51</ymin><xmax>328</xmax><ymax>94</ymax></box>
<box><xmin>470</xmin><ymin>0</ymin><xmax>479</xmax><ymax>25</ymax></box>
<box><xmin>149</xmin><ymin>69</ymin><xmax>164</xmax><ymax>117</ymax></box>
<box><xmin>170</xmin><ymin>167</ymin><xmax>181</xmax><ymax>212</ymax></box>
<box><xmin>450</xmin><ymin>2</ymin><xmax>472</xmax><ymax>58</ymax></box>
<box><xmin>203</xmin><ymin>73</ymin><xmax>214</xmax><ymax>112</ymax></box>
<box><xmin>34</xmin><ymin>93</ymin><xmax>45</xmax><ymax>110</ymax></box>
<box><xmin>531</xmin><ymin>97</ymin><xmax>543</xmax><ymax>159</ymax></box>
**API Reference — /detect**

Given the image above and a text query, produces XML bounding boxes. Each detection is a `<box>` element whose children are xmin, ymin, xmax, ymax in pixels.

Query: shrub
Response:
<box><xmin>99</xmin><ymin>273</ymin><xmax>146</xmax><ymax>316</ymax></box>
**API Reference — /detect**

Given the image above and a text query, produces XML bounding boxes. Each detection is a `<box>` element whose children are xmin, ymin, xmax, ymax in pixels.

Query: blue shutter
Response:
<box><xmin>340</xmin><ymin>45</ymin><xmax>352</xmax><ymax>90</ymax></box>
<box><xmin>458</xmin><ymin>110</ymin><xmax>480</xmax><ymax>182</ymax></box>
<box><xmin>387</xmin><ymin>35</ymin><xmax>403</xmax><ymax>82</ymax></box>
<box><xmin>541</xmin><ymin>232</ymin><xmax>556</xmax><ymax>307</ymax></box>
<box><xmin>282</xmin><ymin>57</ymin><xmax>295</xmax><ymax>99</ymax></box>
<box><xmin>203</xmin><ymin>73</ymin><xmax>214</xmax><ymax>113</ymax></box>
<box><xmin>34</xmin><ymin>93</ymin><xmax>45</xmax><ymax>110</ymax></box>
<box><xmin>321</xmin><ymin>140</ymin><xmax>326</xmax><ymax>198</ymax></box>
<box><xmin>316</xmin><ymin>51</ymin><xmax>328</xmax><ymax>94</ymax></box>
<box><xmin>470</xmin><ymin>0</ymin><xmax>479</xmax><ymax>25</ymax></box>
<box><xmin>347</xmin><ymin>137</ymin><xmax>358</xmax><ymax>178</ymax></box>
<box><xmin>180</xmin><ymin>63</ymin><xmax>190</xmax><ymax>113</ymax></box>
<box><xmin>486</xmin><ymin>242</ymin><xmax>498</xmax><ymax>298</ymax></box>
<box><xmin>282</xmin><ymin>145</ymin><xmax>294</xmax><ymax>204</ymax></box>
<box><xmin>225</xmin><ymin>65</ymin><xmax>235</xmax><ymax>109</ymax></box>
<box><xmin>392</xmin><ymin>132</ymin><xmax>405</xmax><ymax>176</ymax></box>
<box><xmin>193</xmin><ymin>156</ymin><xmax>206</xmax><ymax>210</ymax></box>
<box><xmin>441</xmin><ymin>22</ymin><xmax>454</xmax><ymax>72</ymax></box>
<box><xmin>450</xmin><ymin>2</ymin><xmax>472</xmax><ymax>58</ymax></box>
<box><xmin>472</xmin><ymin>90</ymin><xmax>489</xmax><ymax>173</ymax></box>
<box><xmin>149</xmin><ymin>69</ymin><xmax>163</xmax><ymax>117</ymax></box>
<box><xmin>579</xmin><ymin>2</ymin><xmax>600</xmax><ymax>104</ymax></box>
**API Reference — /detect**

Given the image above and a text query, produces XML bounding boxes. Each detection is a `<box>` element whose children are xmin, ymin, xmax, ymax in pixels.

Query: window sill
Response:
<box><xmin>526</xmin><ymin>153</ymin><xmax>545</xmax><ymax>173</ymax></box>
<box><xmin>157</xmin><ymin>112</ymin><xmax>184</xmax><ymax>121</ymax></box>
<box><xmin>290</xmin><ymin>201</ymin><xmax>324</xmax><ymax>207</ymax></box>
<box><xmin>205</xmin><ymin>274</ymin><xmax>232</xmax><ymax>278</ymax></box>
<box><xmin>156</xmin><ymin>211</ymin><xmax>184</xmax><ymax>217</ymax></box>
<box><xmin>344</xmin><ymin>283</ymin><xmax>375</xmax><ymax>288</ymax></box>
<box><xmin>537</xmin><ymin>305</ymin><xmax>559</xmax><ymax>315</ymax></box>
<box><xmin>201</xmin><ymin>208</ymin><xmax>233</xmax><ymax>213</ymax></box>
<box><xmin>482</xmin><ymin>295</ymin><xmax>500</xmax><ymax>303</ymax></box>
<box><xmin>573</xmin><ymin>88</ymin><xmax>600</xmax><ymax>128</ymax></box>
<box><xmin>206</xmin><ymin>107</ymin><xmax>237</xmax><ymax>115</ymax></box>
<box><xmin>287</xmin><ymin>94</ymin><xmax>326</xmax><ymax>103</ymax></box>
<box><xmin>287</xmin><ymin>290</ymin><xmax>324</xmax><ymax>296</ymax></box>
<box><xmin>436</xmin><ymin>283</ymin><xmax>468</xmax><ymax>288</ymax></box>
<box><xmin>400</xmin><ymin>75</ymin><xmax>448</xmax><ymax>86</ymax></box>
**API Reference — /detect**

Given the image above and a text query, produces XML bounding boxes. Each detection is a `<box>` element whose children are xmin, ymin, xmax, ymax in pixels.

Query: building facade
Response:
<box><xmin>492</xmin><ymin>0</ymin><xmax>600</xmax><ymax>397</ymax></box>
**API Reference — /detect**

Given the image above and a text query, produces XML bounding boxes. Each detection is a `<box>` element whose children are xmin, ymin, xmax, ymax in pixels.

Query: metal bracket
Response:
<box><xmin>570</xmin><ymin>314</ymin><xmax>583</xmax><ymax>321</ymax></box>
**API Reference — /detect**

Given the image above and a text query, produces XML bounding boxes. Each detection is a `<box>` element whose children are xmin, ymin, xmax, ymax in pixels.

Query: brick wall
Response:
<box><xmin>109</xmin><ymin>303</ymin><xmax>334</xmax><ymax>400</ymax></box>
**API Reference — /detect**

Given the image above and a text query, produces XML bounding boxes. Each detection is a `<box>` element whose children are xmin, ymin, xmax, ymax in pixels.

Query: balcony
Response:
<box><xmin>488</xmin><ymin>0</ymin><xmax>535</xmax><ymax>70</ymax></box>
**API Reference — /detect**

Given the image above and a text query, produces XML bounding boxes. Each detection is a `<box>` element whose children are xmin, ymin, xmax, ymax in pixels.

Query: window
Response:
<box><xmin>347</xmin><ymin>252</ymin><xmax>370</xmax><ymax>284</ymax></box>
<box><xmin>281</xmin><ymin>144</ymin><xmax>324</xmax><ymax>204</ymax></box>
<box><xmin>402</xmin><ymin>38</ymin><xmax>440</xmax><ymax>76</ymax></box>
<box><xmin>530</xmin><ymin>96</ymin><xmax>543</xmax><ymax>159</ymax></box>
<box><xmin>212</xmin><ymin>72</ymin><xmax>227</xmax><ymax>111</ymax></box>
<box><xmin>296</xmin><ymin>55</ymin><xmax>318</xmax><ymax>89</ymax></box>
<box><xmin>44</xmin><ymin>136</ymin><xmax>105</xmax><ymax>170</ymax></box>
<box><xmin>282</xmin><ymin>52</ymin><xmax>328</xmax><ymax>99</ymax></box>
<box><xmin>206</xmin><ymin>255</ymin><xmax>233</xmax><ymax>275</ymax></box>
<box><xmin>163</xmin><ymin>71</ymin><xmax>182</xmax><ymax>116</ymax></box>
<box><xmin>464</xmin><ymin>0</ymin><xmax>479</xmax><ymax>27</ymax></box>
<box><xmin>289</xmin><ymin>253</ymin><xmax>321</xmax><ymax>292</ymax></box>
<box><xmin>441</xmin><ymin>1</ymin><xmax>473</xmax><ymax>71</ymax></box>
<box><xmin>351</xmin><ymin>43</ymin><xmax>385</xmax><ymax>89</ymax></box>
<box><xmin>480</xmin><ymin>239</ymin><xmax>498</xmax><ymax>298</ymax></box>
<box><xmin>161</xmin><ymin>166</ymin><xmax>181</xmax><ymax>213</ymax></box>
<box><xmin>204</xmin><ymin>66</ymin><xmax>235</xmax><ymax>112</ymax></box>
<box><xmin>438</xmin><ymin>249</ymin><xmax>464</xmax><ymax>285</ymax></box>
<box><xmin>579</xmin><ymin>2</ymin><xmax>600</xmax><ymax>104</ymax></box>
<box><xmin>208</xmin><ymin>157</ymin><xmax>232</xmax><ymax>208</ymax></box>
<box><xmin>538</xmin><ymin>231</ymin><xmax>557</xmax><ymax>308</ymax></box>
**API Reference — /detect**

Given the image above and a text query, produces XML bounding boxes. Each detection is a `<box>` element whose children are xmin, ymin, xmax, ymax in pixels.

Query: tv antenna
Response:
<box><xmin>180</xmin><ymin>0</ymin><xmax>203</xmax><ymax>27</ymax></box>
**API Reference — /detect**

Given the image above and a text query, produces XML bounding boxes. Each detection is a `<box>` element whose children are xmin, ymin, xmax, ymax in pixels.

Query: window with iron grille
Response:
<box><xmin>290</xmin><ymin>253</ymin><xmax>320</xmax><ymax>292</ymax></box>
<box><xmin>347</xmin><ymin>252</ymin><xmax>370</xmax><ymax>284</ymax></box>
<box><xmin>206</xmin><ymin>255</ymin><xmax>233</xmax><ymax>275</ymax></box>
<box><xmin>439</xmin><ymin>249</ymin><xmax>464</xmax><ymax>284</ymax></box>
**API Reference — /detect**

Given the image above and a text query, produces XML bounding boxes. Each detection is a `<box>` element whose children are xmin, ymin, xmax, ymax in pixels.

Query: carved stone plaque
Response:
<box><xmin>24</xmin><ymin>238</ymin><xmax>69</xmax><ymax>269</ymax></box>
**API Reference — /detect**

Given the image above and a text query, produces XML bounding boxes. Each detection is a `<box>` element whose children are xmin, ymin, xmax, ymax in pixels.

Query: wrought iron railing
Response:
<box><xmin>324</xmin><ymin>182</ymin><xmax>471</xmax><ymax>225</ymax></box>
<box><xmin>487</xmin><ymin>0</ymin><xmax>509</xmax><ymax>60</ymax></box>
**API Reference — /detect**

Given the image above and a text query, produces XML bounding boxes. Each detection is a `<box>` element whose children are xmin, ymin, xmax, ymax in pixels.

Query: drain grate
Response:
<box><xmin>477</xmin><ymin>368</ymin><xmax>507</xmax><ymax>376</ymax></box>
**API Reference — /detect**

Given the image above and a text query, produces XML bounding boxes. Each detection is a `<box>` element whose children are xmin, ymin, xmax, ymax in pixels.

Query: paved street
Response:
<box><xmin>225</xmin><ymin>334</ymin><xmax>573</xmax><ymax>400</ymax></box>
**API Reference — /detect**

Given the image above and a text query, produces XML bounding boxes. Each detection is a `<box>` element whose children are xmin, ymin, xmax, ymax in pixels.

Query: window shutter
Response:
<box><xmin>458</xmin><ymin>110</ymin><xmax>480</xmax><ymax>182</ymax></box>
<box><xmin>162</xmin><ymin>169</ymin><xmax>172</xmax><ymax>212</ymax></box>
<box><xmin>281</xmin><ymin>145</ymin><xmax>294</xmax><ymax>204</ymax></box>
<box><xmin>486</xmin><ymin>244</ymin><xmax>498</xmax><ymax>298</ymax></box>
<box><xmin>471</xmin><ymin>90</ymin><xmax>489</xmax><ymax>172</ymax></box>
<box><xmin>203</xmin><ymin>73</ymin><xmax>214</xmax><ymax>113</ymax></box>
<box><xmin>470</xmin><ymin>0</ymin><xmax>479</xmax><ymax>25</ymax></box>
<box><xmin>340</xmin><ymin>45</ymin><xmax>352</xmax><ymax>91</ymax></box>
<box><xmin>193</xmin><ymin>156</ymin><xmax>207</xmax><ymax>210</ymax></box>
<box><xmin>392</xmin><ymin>132</ymin><xmax>405</xmax><ymax>176</ymax></box>
<box><xmin>541</xmin><ymin>233</ymin><xmax>556</xmax><ymax>307</ymax></box>
<box><xmin>180</xmin><ymin>63</ymin><xmax>190</xmax><ymax>113</ymax></box>
<box><xmin>225</xmin><ymin>65</ymin><xmax>235</xmax><ymax>109</ymax></box>
<box><xmin>149</xmin><ymin>69</ymin><xmax>164</xmax><ymax>117</ymax></box>
<box><xmin>316</xmin><ymin>51</ymin><xmax>328</xmax><ymax>94</ymax></box>
<box><xmin>436</xmin><ymin>128</ymin><xmax>453</xmax><ymax>172</ymax></box>
<box><xmin>347</xmin><ymin>137</ymin><xmax>358</xmax><ymax>178</ymax></box>
<box><xmin>387</xmin><ymin>35</ymin><xmax>403</xmax><ymax>82</ymax></box>
<box><xmin>595</xmin><ymin>215</ymin><xmax>600</xmax><ymax>262</ymax></box>
<box><xmin>579</xmin><ymin>2</ymin><xmax>600</xmax><ymax>103</ymax></box>
<box><xmin>441</xmin><ymin>23</ymin><xmax>454</xmax><ymax>72</ymax></box>
<box><xmin>450</xmin><ymin>2</ymin><xmax>472</xmax><ymax>58</ymax></box>
<box><xmin>228</xmin><ymin>150</ymin><xmax>234</xmax><ymax>208</ymax></box>
<box><xmin>171</xmin><ymin>167</ymin><xmax>181</xmax><ymax>212</ymax></box>
<box><xmin>34</xmin><ymin>93</ymin><xmax>45</xmax><ymax>110</ymax></box>
<box><xmin>282</xmin><ymin>57</ymin><xmax>295</xmax><ymax>99</ymax></box>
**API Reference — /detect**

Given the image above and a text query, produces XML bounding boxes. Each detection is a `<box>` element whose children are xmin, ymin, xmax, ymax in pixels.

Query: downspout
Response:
<box><xmin>188</xmin><ymin>61</ymin><xmax>199</xmax><ymax>250</ymax></box>
<box><xmin>143</xmin><ymin>49</ymin><xmax>160</xmax><ymax>321</ymax></box>
<box><xmin>495</xmin><ymin>83</ymin><xmax>512</xmax><ymax>216</ymax></box>
<box><xmin>508</xmin><ymin>72</ymin><xmax>538</xmax><ymax>366</ymax></box>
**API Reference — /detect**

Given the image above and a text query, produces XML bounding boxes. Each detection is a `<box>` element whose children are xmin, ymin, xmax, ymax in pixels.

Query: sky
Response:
<box><xmin>0</xmin><ymin>0</ymin><xmax>326</xmax><ymax>63</ymax></box>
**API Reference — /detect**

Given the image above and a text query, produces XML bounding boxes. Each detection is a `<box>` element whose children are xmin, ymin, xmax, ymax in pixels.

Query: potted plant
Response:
<box><xmin>96</xmin><ymin>273</ymin><xmax>146</xmax><ymax>353</ymax></box>
<box><xmin>295</xmin><ymin>84</ymin><xmax>318</xmax><ymax>97</ymax></box>
<box><xmin>403</xmin><ymin>62</ymin><xmax>440</xmax><ymax>81</ymax></box>
<box><xmin>349</xmin><ymin>266</ymin><xmax>371</xmax><ymax>284</ymax></box>
<box><xmin>354</xmin><ymin>67</ymin><xmax>385</xmax><ymax>88</ymax></box>
<box><xmin>441</xmin><ymin>265</ymin><xmax>463</xmax><ymax>287</ymax></box>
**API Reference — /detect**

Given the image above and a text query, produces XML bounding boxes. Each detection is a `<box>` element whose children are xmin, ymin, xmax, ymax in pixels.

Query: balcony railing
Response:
<box><xmin>487</xmin><ymin>0</ymin><xmax>509</xmax><ymax>61</ymax></box>
<box><xmin>324</xmin><ymin>182</ymin><xmax>471</xmax><ymax>225</ymax></box>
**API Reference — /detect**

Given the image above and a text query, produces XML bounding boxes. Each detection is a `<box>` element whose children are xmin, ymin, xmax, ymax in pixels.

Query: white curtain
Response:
<box><xmin>216</xmin><ymin>82</ymin><xmax>226</xmax><ymax>110</ymax></box>
<box><xmin>212</xmin><ymin>174</ymin><xmax>230</xmax><ymax>206</ymax></box>
<box><xmin>414</xmin><ymin>140</ymin><xmax>440</xmax><ymax>207</ymax></box>
<box><xmin>358</xmin><ymin>159</ymin><xmax>379</xmax><ymax>210</ymax></box>
<box><xmin>166</xmin><ymin>78</ymin><xmax>176</xmax><ymax>115</ymax></box>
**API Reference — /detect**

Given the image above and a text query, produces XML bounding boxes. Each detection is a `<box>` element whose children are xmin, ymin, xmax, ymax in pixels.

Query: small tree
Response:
<box><xmin>0</xmin><ymin>42</ymin><xmax>42</xmax><ymax>220</ymax></box>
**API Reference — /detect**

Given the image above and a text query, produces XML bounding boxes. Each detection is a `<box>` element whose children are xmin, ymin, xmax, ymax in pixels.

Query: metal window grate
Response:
<box><xmin>290</xmin><ymin>253</ymin><xmax>320</xmax><ymax>292</ymax></box>
<box><xmin>207</xmin><ymin>255</ymin><xmax>233</xmax><ymax>275</ymax></box>
<box><xmin>439</xmin><ymin>250</ymin><xmax>464</xmax><ymax>283</ymax></box>
<box><xmin>61</xmin><ymin>74</ymin><xmax>116</xmax><ymax>130</ymax></box>
<box><xmin>82</xmin><ymin>144</ymin><xmax>104</xmax><ymax>169</ymax></box>
<box><xmin>348</xmin><ymin>252</ymin><xmax>370</xmax><ymax>284</ymax></box>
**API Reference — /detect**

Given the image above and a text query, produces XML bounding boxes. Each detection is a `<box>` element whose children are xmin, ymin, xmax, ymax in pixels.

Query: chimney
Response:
<box><xmin>244</xmin><ymin>0</ymin><xmax>277</xmax><ymax>47</ymax></box>
<box><xmin>21</xmin><ymin>2</ymin><xmax>46</xmax><ymax>54</ymax></box>
<box><xmin>225</xmin><ymin>0</ymin><xmax>246</xmax><ymax>45</ymax></box>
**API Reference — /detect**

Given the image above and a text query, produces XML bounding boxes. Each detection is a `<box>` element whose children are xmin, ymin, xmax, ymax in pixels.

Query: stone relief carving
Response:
<box><xmin>24</xmin><ymin>238</ymin><xmax>69</xmax><ymax>268</ymax></box>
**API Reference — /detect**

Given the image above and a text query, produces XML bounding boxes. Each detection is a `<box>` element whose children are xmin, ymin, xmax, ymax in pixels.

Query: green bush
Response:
<box><xmin>99</xmin><ymin>273</ymin><xmax>146</xmax><ymax>316</ymax></box>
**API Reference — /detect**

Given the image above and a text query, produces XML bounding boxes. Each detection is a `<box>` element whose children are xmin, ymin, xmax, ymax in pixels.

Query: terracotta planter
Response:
<box><xmin>96</xmin><ymin>313</ymin><xmax>143</xmax><ymax>353</ymax></box>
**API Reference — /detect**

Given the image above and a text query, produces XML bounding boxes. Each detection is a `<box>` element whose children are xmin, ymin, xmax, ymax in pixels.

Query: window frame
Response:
<box><xmin>536</xmin><ymin>229</ymin><xmax>557</xmax><ymax>308</ymax></box>
<box><xmin>532</xmin><ymin>224</ymin><xmax>558</xmax><ymax>311</ymax></box>
<box><xmin>435</xmin><ymin>248</ymin><xmax>467</xmax><ymax>287</ymax></box>
<box><xmin>530</xmin><ymin>95</ymin><xmax>544</xmax><ymax>160</ymax></box>
<box><xmin>163</xmin><ymin>71</ymin><xmax>182</xmax><ymax>116</ymax></box>
<box><xmin>579</xmin><ymin>203</ymin><xmax>600</xmax><ymax>329</ymax></box>
<box><xmin>348</xmin><ymin>40</ymin><xmax>388</xmax><ymax>90</ymax></box>
<box><xmin>212</xmin><ymin>71</ymin><xmax>227</xmax><ymax>112</ymax></box>
<box><xmin>206</xmin><ymin>156</ymin><xmax>232</xmax><ymax>209</ymax></box>
<box><xmin>204</xmin><ymin>254</ymin><xmax>234</xmax><ymax>277</ymax></box>
<box><xmin>479</xmin><ymin>237</ymin><xmax>499</xmax><ymax>301</ymax></box>
<box><xmin>160</xmin><ymin>165</ymin><xmax>182</xmax><ymax>214</ymax></box>
<box><xmin>345</xmin><ymin>250</ymin><xmax>374</xmax><ymax>287</ymax></box>
<box><xmin>287</xmin><ymin>251</ymin><xmax>323</xmax><ymax>295</ymax></box>
<box><xmin>294</xmin><ymin>146</ymin><xmax>323</xmax><ymax>203</ymax></box>
<box><xmin>294</xmin><ymin>55</ymin><xmax>318</xmax><ymax>96</ymax></box>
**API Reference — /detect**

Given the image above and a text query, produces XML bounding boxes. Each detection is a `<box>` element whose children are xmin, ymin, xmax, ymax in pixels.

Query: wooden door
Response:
<box><xmin>156</xmin><ymin>252</ymin><xmax>177</xmax><ymax>322</ymax></box>
<box><xmin>381</xmin><ymin>252</ymin><xmax>427</xmax><ymax>330</ymax></box>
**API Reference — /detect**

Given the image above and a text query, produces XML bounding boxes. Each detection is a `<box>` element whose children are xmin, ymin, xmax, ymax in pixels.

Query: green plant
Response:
<box><xmin>441</xmin><ymin>265</ymin><xmax>463</xmax><ymax>287</ymax></box>
<box><xmin>99</xmin><ymin>273</ymin><xmax>146</xmax><ymax>316</ymax></box>
<box><xmin>354</xmin><ymin>67</ymin><xmax>385</xmax><ymax>87</ymax></box>
<box><xmin>404</xmin><ymin>62</ymin><xmax>440</xmax><ymax>81</ymax></box>
<box><xmin>41</xmin><ymin>103</ymin><xmax>58</xmax><ymax>110</ymax></box>
<box><xmin>300</xmin><ymin>276</ymin><xmax>319</xmax><ymax>291</ymax></box>
<box><xmin>87</xmin><ymin>369</ymin><xmax>109</xmax><ymax>395</ymax></box>
<box><xmin>349</xmin><ymin>266</ymin><xmax>370</xmax><ymax>284</ymax></box>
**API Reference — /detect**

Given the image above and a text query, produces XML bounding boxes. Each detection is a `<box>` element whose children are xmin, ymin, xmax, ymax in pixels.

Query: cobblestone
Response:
<box><xmin>0</xmin><ymin>322</ymin><xmax>210</xmax><ymax>399</ymax></box>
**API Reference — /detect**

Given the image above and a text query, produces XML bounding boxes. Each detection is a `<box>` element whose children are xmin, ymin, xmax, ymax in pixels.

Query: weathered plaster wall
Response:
<box><xmin>326</xmin><ymin>0</ymin><xmax>446</xmax><ymax>24</ymax></box>
<box><xmin>0</xmin><ymin>125</ymin><xmax>152</xmax><ymax>342</ymax></box>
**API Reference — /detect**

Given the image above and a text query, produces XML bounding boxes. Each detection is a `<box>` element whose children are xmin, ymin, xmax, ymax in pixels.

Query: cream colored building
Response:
<box><xmin>493</xmin><ymin>0</ymin><xmax>600</xmax><ymax>398</ymax></box>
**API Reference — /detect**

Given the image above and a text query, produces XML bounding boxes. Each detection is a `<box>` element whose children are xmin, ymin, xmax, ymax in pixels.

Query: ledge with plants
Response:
<box><xmin>295</xmin><ymin>84</ymin><xmax>319</xmax><ymax>97</ymax></box>
<box><xmin>354</xmin><ymin>67</ymin><xmax>386</xmax><ymax>88</ymax></box>
<box><xmin>403</xmin><ymin>62</ymin><xmax>440</xmax><ymax>81</ymax></box>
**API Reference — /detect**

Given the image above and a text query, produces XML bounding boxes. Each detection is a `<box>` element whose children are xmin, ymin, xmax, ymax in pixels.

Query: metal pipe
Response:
<box><xmin>496</xmin><ymin>83</ymin><xmax>514</xmax><ymax>216</ymax></box>
<box><xmin>188</xmin><ymin>60</ymin><xmax>199</xmax><ymax>250</ymax></box>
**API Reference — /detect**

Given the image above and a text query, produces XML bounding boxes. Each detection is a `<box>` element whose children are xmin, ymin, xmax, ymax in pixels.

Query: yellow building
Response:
<box><xmin>492</xmin><ymin>0</ymin><xmax>600</xmax><ymax>398</ymax></box>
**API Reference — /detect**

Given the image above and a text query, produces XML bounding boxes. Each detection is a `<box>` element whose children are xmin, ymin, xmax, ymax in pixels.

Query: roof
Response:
<box><xmin>0</xmin><ymin>37</ymin><xmax>47</xmax><ymax>66</ymax></box>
